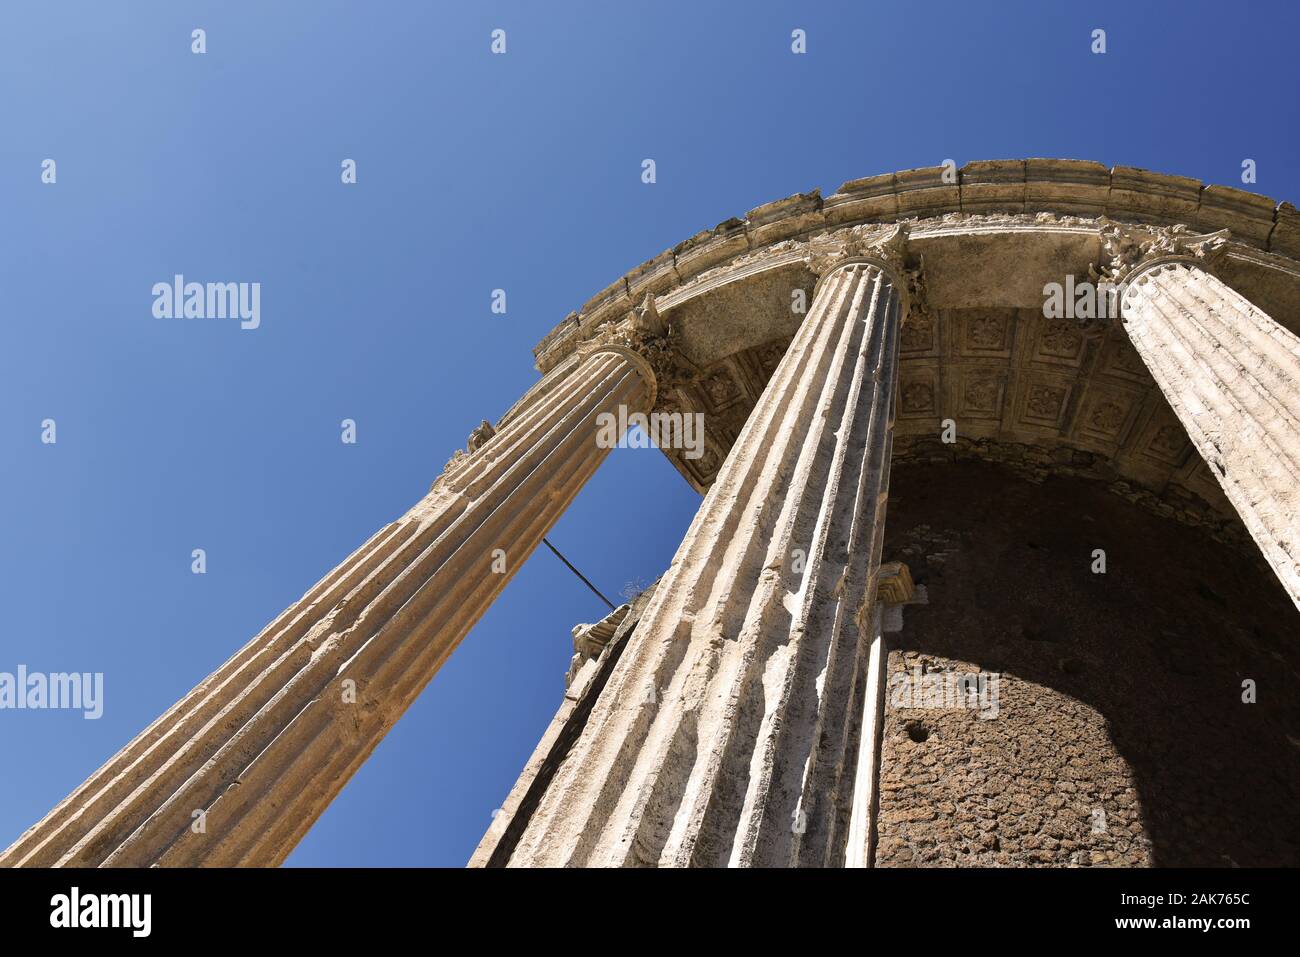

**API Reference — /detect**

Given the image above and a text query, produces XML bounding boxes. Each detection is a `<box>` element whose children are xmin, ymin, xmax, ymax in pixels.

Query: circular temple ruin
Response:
<box><xmin>5</xmin><ymin>160</ymin><xmax>1298</xmax><ymax>868</ymax></box>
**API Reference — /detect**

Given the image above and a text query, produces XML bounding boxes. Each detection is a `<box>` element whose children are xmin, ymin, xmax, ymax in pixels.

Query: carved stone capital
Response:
<box><xmin>576</xmin><ymin>293</ymin><xmax>699</xmax><ymax>410</ymax></box>
<box><xmin>441</xmin><ymin>299</ymin><xmax>677</xmax><ymax>486</ymax></box>
<box><xmin>808</xmin><ymin>222</ymin><xmax>911</xmax><ymax>282</ymax></box>
<box><xmin>807</xmin><ymin>222</ymin><xmax>926</xmax><ymax>327</ymax></box>
<box><xmin>1093</xmin><ymin>220</ymin><xmax>1232</xmax><ymax>288</ymax></box>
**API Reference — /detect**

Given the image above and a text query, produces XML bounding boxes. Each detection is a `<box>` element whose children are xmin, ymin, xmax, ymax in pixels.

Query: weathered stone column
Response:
<box><xmin>1</xmin><ymin>342</ymin><xmax>655</xmax><ymax>868</ymax></box>
<box><xmin>503</xmin><ymin>227</ymin><xmax>911</xmax><ymax>867</ymax></box>
<box><xmin>1108</xmin><ymin>228</ymin><xmax>1300</xmax><ymax>610</ymax></box>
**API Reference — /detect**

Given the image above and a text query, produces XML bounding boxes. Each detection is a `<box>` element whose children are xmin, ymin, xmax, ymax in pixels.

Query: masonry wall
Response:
<box><xmin>874</xmin><ymin>461</ymin><xmax>1300</xmax><ymax>867</ymax></box>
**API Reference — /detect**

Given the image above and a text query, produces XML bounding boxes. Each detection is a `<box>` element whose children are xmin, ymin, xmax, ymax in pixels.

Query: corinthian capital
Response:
<box><xmin>806</xmin><ymin>222</ymin><xmax>926</xmax><ymax>319</ymax></box>
<box><xmin>1093</xmin><ymin>220</ymin><xmax>1232</xmax><ymax>287</ymax></box>
<box><xmin>577</xmin><ymin>293</ymin><xmax>697</xmax><ymax>409</ymax></box>
<box><xmin>800</xmin><ymin>222</ymin><xmax>925</xmax><ymax>323</ymax></box>
<box><xmin>807</xmin><ymin>222</ymin><xmax>911</xmax><ymax>278</ymax></box>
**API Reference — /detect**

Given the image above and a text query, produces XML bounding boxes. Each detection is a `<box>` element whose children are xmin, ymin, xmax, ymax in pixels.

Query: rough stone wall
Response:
<box><xmin>893</xmin><ymin>435</ymin><xmax>1253</xmax><ymax>554</ymax></box>
<box><xmin>874</xmin><ymin>461</ymin><xmax>1300</xmax><ymax>867</ymax></box>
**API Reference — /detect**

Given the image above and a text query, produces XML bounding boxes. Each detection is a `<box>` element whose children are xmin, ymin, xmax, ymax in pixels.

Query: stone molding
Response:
<box><xmin>534</xmin><ymin>160</ymin><xmax>1300</xmax><ymax>374</ymax></box>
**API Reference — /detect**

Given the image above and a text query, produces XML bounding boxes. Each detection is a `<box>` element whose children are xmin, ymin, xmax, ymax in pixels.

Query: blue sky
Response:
<box><xmin>1</xmin><ymin>1</ymin><xmax>1297</xmax><ymax>867</ymax></box>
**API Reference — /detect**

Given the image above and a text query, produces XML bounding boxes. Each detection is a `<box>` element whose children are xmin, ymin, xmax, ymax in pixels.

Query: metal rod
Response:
<box><xmin>541</xmin><ymin>537</ymin><xmax>616</xmax><ymax>611</ymax></box>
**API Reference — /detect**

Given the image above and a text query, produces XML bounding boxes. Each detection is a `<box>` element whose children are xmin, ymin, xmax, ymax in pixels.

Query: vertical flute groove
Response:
<box><xmin>1122</xmin><ymin>261</ymin><xmax>1300</xmax><ymax>610</ymax></box>
<box><xmin>1</xmin><ymin>349</ymin><xmax>651</xmax><ymax>867</ymax></box>
<box><xmin>508</xmin><ymin>261</ymin><xmax>904</xmax><ymax>867</ymax></box>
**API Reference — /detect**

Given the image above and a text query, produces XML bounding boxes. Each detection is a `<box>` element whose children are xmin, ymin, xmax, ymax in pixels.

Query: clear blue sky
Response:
<box><xmin>1</xmin><ymin>1</ymin><xmax>1297</xmax><ymax>867</ymax></box>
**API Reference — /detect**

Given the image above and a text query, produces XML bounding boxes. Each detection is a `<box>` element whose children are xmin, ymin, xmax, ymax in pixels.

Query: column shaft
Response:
<box><xmin>1</xmin><ymin>349</ymin><xmax>650</xmax><ymax>867</ymax></box>
<box><xmin>1121</xmin><ymin>260</ymin><xmax>1300</xmax><ymax>609</ymax></box>
<box><xmin>506</xmin><ymin>260</ymin><xmax>904</xmax><ymax>867</ymax></box>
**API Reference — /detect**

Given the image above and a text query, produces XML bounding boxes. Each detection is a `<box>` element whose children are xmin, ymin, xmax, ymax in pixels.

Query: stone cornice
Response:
<box><xmin>533</xmin><ymin>160</ymin><xmax>1300</xmax><ymax>374</ymax></box>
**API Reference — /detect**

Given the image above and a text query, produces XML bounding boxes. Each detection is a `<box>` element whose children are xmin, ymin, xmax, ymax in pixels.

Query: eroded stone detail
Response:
<box><xmin>901</xmin><ymin>311</ymin><xmax>935</xmax><ymax>352</ymax></box>
<box><xmin>566</xmin><ymin>605</ymin><xmax>631</xmax><ymax>689</ymax></box>
<box><xmin>575</xmin><ymin>303</ymin><xmax>693</xmax><ymax>412</ymax></box>
<box><xmin>1041</xmin><ymin>322</ymin><xmax>1084</xmax><ymax>357</ymax></box>
<box><xmin>876</xmin><ymin>562</ymin><xmax>915</xmax><ymax>604</ymax></box>
<box><xmin>969</xmin><ymin>313</ymin><xmax>1008</xmax><ymax>349</ymax></box>
<box><xmin>467</xmin><ymin>419</ymin><xmax>496</xmax><ymax>451</ymax></box>
<box><xmin>502</xmin><ymin>260</ymin><xmax>907</xmax><ymax>867</ymax></box>
<box><xmin>1094</xmin><ymin>220</ymin><xmax>1232</xmax><ymax>289</ymax></box>
<box><xmin>441</xmin><ymin>420</ymin><xmax>498</xmax><ymax>480</ymax></box>
<box><xmin>11</xmin><ymin>162</ymin><xmax>1300</xmax><ymax>873</ymax></box>
<box><xmin>806</xmin><ymin>222</ymin><xmax>912</xmax><ymax>280</ymax></box>
<box><xmin>1026</xmin><ymin>384</ymin><xmax>1067</xmax><ymax>421</ymax></box>
<box><xmin>1089</xmin><ymin>400</ymin><xmax>1126</xmax><ymax>433</ymax></box>
<box><xmin>902</xmin><ymin>380</ymin><xmax>936</xmax><ymax>415</ymax></box>
<box><xmin>1119</xmin><ymin>259</ymin><xmax>1300</xmax><ymax>609</ymax></box>
<box><xmin>1</xmin><ymin>349</ymin><xmax>653</xmax><ymax>868</ymax></box>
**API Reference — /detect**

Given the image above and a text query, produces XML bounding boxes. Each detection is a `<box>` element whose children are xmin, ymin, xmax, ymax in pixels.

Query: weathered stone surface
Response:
<box><xmin>895</xmin><ymin>165</ymin><xmax>960</xmax><ymax>218</ymax></box>
<box><xmin>1271</xmin><ymin>202</ymin><xmax>1300</xmax><ymax>259</ymax></box>
<box><xmin>746</xmin><ymin>190</ymin><xmax>824</xmax><ymax>246</ymax></box>
<box><xmin>960</xmin><ymin>160</ymin><xmax>1026</xmax><ymax>215</ymax></box>
<box><xmin>1024</xmin><ymin>158</ymin><xmax>1111</xmax><ymax>216</ymax></box>
<box><xmin>1197</xmin><ymin>184</ymin><xmax>1277</xmax><ymax>248</ymax></box>
<box><xmin>567</xmin><ymin>604</ymin><xmax>631</xmax><ymax>688</ymax></box>
<box><xmin>1120</xmin><ymin>258</ymin><xmax>1300</xmax><ymax>609</ymax></box>
<box><xmin>1</xmin><ymin>347</ymin><xmax>654</xmax><ymax>867</ymax></box>
<box><xmin>533</xmin><ymin>311</ymin><xmax>581</xmax><ymax>374</ymax></box>
<box><xmin>824</xmin><ymin>172</ymin><xmax>898</xmax><ymax>225</ymax></box>
<box><xmin>10</xmin><ymin>161</ymin><xmax>1300</xmax><ymax>871</ymax></box>
<box><xmin>499</xmin><ymin>252</ymin><xmax>907</xmax><ymax>866</ymax></box>
<box><xmin>875</xmin><ymin>461</ymin><xmax>1299</xmax><ymax>867</ymax></box>
<box><xmin>1108</xmin><ymin>166</ymin><xmax>1201</xmax><ymax>226</ymax></box>
<box><xmin>876</xmin><ymin>562</ymin><xmax>915</xmax><ymax>604</ymax></box>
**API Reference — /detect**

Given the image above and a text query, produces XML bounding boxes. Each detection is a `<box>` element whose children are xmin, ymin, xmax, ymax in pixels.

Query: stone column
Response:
<box><xmin>1110</xmin><ymin>230</ymin><xmax>1300</xmax><ymax>611</ymax></box>
<box><xmin>503</xmin><ymin>227</ymin><xmax>911</xmax><ymax>867</ymax></box>
<box><xmin>0</xmin><ymin>342</ymin><xmax>655</xmax><ymax>868</ymax></box>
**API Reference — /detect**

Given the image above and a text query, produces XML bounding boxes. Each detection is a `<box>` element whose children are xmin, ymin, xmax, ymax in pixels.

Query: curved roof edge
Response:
<box><xmin>533</xmin><ymin>159</ymin><xmax>1299</xmax><ymax>372</ymax></box>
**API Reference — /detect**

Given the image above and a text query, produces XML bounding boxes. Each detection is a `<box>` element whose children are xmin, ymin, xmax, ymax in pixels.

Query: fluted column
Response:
<box><xmin>1</xmin><ymin>344</ymin><xmax>655</xmax><ymax>867</ymax></box>
<box><xmin>504</xmin><ymin>241</ymin><xmax>909</xmax><ymax>867</ymax></box>
<box><xmin>1119</xmin><ymin>255</ymin><xmax>1300</xmax><ymax>610</ymax></box>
